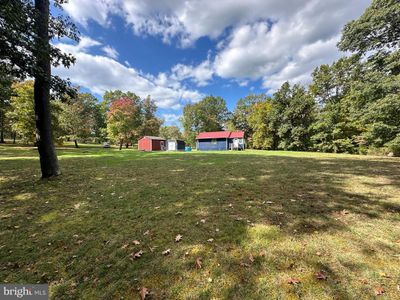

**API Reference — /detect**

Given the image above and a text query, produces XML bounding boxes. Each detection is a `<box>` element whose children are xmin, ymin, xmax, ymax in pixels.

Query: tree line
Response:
<box><xmin>0</xmin><ymin>80</ymin><xmax>186</xmax><ymax>150</ymax></box>
<box><xmin>182</xmin><ymin>0</ymin><xmax>400</xmax><ymax>156</ymax></box>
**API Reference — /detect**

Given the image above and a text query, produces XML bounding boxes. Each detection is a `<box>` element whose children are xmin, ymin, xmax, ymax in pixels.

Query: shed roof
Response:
<box><xmin>141</xmin><ymin>136</ymin><xmax>165</xmax><ymax>140</ymax></box>
<box><xmin>196</xmin><ymin>131</ymin><xmax>244</xmax><ymax>139</ymax></box>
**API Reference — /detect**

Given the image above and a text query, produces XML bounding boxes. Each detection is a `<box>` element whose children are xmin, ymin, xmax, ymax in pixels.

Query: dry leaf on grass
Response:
<box><xmin>207</xmin><ymin>238</ymin><xmax>214</xmax><ymax>242</ymax></box>
<box><xmin>130</xmin><ymin>250</ymin><xmax>143</xmax><ymax>260</ymax></box>
<box><xmin>379</xmin><ymin>272</ymin><xmax>392</xmax><ymax>278</ymax></box>
<box><xmin>139</xmin><ymin>287</ymin><xmax>149</xmax><ymax>300</ymax></box>
<box><xmin>143</xmin><ymin>230</ymin><xmax>150</xmax><ymax>236</ymax></box>
<box><xmin>162</xmin><ymin>249</ymin><xmax>171</xmax><ymax>256</ymax></box>
<box><xmin>259</xmin><ymin>250</ymin><xmax>267</xmax><ymax>257</ymax></box>
<box><xmin>121</xmin><ymin>244</ymin><xmax>129</xmax><ymax>249</ymax></box>
<box><xmin>132</xmin><ymin>240</ymin><xmax>140</xmax><ymax>245</ymax></box>
<box><xmin>315</xmin><ymin>271</ymin><xmax>328</xmax><ymax>280</ymax></box>
<box><xmin>287</xmin><ymin>277</ymin><xmax>301</xmax><ymax>284</ymax></box>
<box><xmin>374</xmin><ymin>287</ymin><xmax>385</xmax><ymax>296</ymax></box>
<box><xmin>175</xmin><ymin>234</ymin><xmax>182</xmax><ymax>242</ymax></box>
<box><xmin>195</xmin><ymin>257</ymin><xmax>202</xmax><ymax>269</ymax></box>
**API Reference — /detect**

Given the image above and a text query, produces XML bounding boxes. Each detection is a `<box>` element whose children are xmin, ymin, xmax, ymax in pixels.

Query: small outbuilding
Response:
<box><xmin>138</xmin><ymin>136</ymin><xmax>166</xmax><ymax>151</ymax></box>
<box><xmin>196</xmin><ymin>131</ymin><xmax>245</xmax><ymax>151</ymax></box>
<box><xmin>167</xmin><ymin>139</ymin><xmax>186</xmax><ymax>151</ymax></box>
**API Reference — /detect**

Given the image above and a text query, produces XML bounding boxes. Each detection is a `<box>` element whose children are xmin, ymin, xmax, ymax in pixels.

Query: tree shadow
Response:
<box><xmin>1</xmin><ymin>149</ymin><xmax>400</xmax><ymax>298</ymax></box>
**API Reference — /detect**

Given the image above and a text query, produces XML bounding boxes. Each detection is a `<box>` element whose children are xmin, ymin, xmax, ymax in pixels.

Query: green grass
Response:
<box><xmin>1</xmin><ymin>144</ymin><xmax>400</xmax><ymax>299</ymax></box>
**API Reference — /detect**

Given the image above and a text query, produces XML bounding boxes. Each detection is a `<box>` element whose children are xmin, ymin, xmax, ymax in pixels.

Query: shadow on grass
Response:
<box><xmin>1</xmin><ymin>147</ymin><xmax>400</xmax><ymax>298</ymax></box>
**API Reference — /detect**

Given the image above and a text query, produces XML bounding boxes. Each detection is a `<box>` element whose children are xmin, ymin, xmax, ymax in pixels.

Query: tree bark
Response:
<box><xmin>34</xmin><ymin>0</ymin><xmax>60</xmax><ymax>178</ymax></box>
<box><xmin>74</xmin><ymin>139</ymin><xmax>79</xmax><ymax>148</ymax></box>
<box><xmin>0</xmin><ymin>109</ymin><xmax>4</xmax><ymax>143</ymax></box>
<box><xmin>125</xmin><ymin>142</ymin><xmax>129</xmax><ymax>148</ymax></box>
<box><xmin>13</xmin><ymin>132</ymin><xmax>16</xmax><ymax>144</ymax></box>
<box><xmin>119</xmin><ymin>140</ymin><xmax>123</xmax><ymax>150</ymax></box>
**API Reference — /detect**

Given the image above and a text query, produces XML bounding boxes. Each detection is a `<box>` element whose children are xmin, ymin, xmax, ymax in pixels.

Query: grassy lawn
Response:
<box><xmin>1</xmin><ymin>144</ymin><xmax>400</xmax><ymax>299</ymax></box>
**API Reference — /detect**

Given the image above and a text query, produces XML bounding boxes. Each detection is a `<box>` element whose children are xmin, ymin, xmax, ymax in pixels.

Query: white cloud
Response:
<box><xmin>61</xmin><ymin>0</ymin><xmax>371</xmax><ymax>91</ymax></box>
<box><xmin>162</xmin><ymin>113</ymin><xmax>181</xmax><ymax>125</ymax></box>
<box><xmin>54</xmin><ymin>39</ymin><xmax>203</xmax><ymax>109</ymax></box>
<box><xmin>170</xmin><ymin>60</ymin><xmax>214</xmax><ymax>87</ymax></box>
<box><xmin>102</xmin><ymin>45</ymin><xmax>119</xmax><ymax>59</ymax></box>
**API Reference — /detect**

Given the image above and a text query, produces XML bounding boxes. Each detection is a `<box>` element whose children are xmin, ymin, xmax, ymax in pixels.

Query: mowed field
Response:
<box><xmin>1</xmin><ymin>144</ymin><xmax>400</xmax><ymax>299</ymax></box>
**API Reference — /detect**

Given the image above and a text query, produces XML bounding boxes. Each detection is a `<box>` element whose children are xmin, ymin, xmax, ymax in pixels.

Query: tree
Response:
<box><xmin>6</xmin><ymin>81</ymin><xmax>36</xmax><ymax>144</ymax></box>
<box><xmin>107</xmin><ymin>97</ymin><xmax>142</xmax><ymax>150</ymax></box>
<box><xmin>247</xmin><ymin>100</ymin><xmax>276</xmax><ymax>149</ymax></box>
<box><xmin>182</xmin><ymin>96</ymin><xmax>229</xmax><ymax>145</ymax></box>
<box><xmin>59</xmin><ymin>92</ymin><xmax>97</xmax><ymax>148</ymax></box>
<box><xmin>338</xmin><ymin>0</ymin><xmax>400</xmax><ymax>55</ymax></box>
<box><xmin>160</xmin><ymin>126</ymin><xmax>183</xmax><ymax>140</ymax></box>
<box><xmin>140</xmin><ymin>95</ymin><xmax>163</xmax><ymax>137</ymax></box>
<box><xmin>273</xmin><ymin>83</ymin><xmax>316</xmax><ymax>151</ymax></box>
<box><xmin>0</xmin><ymin>0</ymin><xmax>79</xmax><ymax>177</ymax></box>
<box><xmin>0</xmin><ymin>66</ymin><xmax>13</xmax><ymax>143</ymax></box>
<box><xmin>231</xmin><ymin>94</ymin><xmax>268</xmax><ymax>142</ymax></box>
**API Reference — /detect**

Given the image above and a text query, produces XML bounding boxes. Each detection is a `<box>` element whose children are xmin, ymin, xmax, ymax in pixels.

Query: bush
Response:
<box><xmin>385</xmin><ymin>135</ymin><xmax>400</xmax><ymax>157</ymax></box>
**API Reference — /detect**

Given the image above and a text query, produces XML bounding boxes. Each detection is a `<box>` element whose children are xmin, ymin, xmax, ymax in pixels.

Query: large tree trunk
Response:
<box><xmin>33</xmin><ymin>0</ymin><xmax>60</xmax><ymax>178</ymax></box>
<box><xmin>119</xmin><ymin>140</ymin><xmax>123</xmax><ymax>150</ymax></box>
<box><xmin>74</xmin><ymin>139</ymin><xmax>79</xmax><ymax>148</ymax></box>
<box><xmin>12</xmin><ymin>132</ymin><xmax>16</xmax><ymax>144</ymax></box>
<box><xmin>0</xmin><ymin>110</ymin><xmax>4</xmax><ymax>143</ymax></box>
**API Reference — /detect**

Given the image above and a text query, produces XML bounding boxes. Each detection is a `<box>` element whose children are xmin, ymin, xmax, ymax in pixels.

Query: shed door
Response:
<box><xmin>167</xmin><ymin>141</ymin><xmax>175</xmax><ymax>150</ymax></box>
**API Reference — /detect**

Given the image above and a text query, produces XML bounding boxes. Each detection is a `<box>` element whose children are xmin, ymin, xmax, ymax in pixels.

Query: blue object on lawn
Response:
<box><xmin>185</xmin><ymin>146</ymin><xmax>192</xmax><ymax>152</ymax></box>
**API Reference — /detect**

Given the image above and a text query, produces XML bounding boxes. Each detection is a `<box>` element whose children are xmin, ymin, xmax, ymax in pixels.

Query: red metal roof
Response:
<box><xmin>230</xmin><ymin>131</ymin><xmax>245</xmax><ymax>138</ymax></box>
<box><xmin>196</xmin><ymin>131</ymin><xmax>244</xmax><ymax>139</ymax></box>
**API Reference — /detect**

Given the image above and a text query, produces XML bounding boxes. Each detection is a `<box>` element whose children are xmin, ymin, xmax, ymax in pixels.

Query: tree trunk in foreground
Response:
<box><xmin>12</xmin><ymin>132</ymin><xmax>16</xmax><ymax>144</ymax></box>
<box><xmin>0</xmin><ymin>110</ymin><xmax>4</xmax><ymax>143</ymax></box>
<box><xmin>119</xmin><ymin>140</ymin><xmax>123</xmax><ymax>150</ymax></box>
<box><xmin>74</xmin><ymin>139</ymin><xmax>79</xmax><ymax>148</ymax></box>
<box><xmin>34</xmin><ymin>0</ymin><xmax>60</xmax><ymax>178</ymax></box>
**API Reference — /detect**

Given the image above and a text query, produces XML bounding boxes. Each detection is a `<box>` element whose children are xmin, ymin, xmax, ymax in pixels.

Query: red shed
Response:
<box><xmin>138</xmin><ymin>136</ymin><xmax>166</xmax><ymax>151</ymax></box>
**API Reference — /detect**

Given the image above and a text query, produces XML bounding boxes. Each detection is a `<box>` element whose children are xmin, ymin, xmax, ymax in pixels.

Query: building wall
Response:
<box><xmin>152</xmin><ymin>140</ymin><xmax>165</xmax><ymax>151</ymax></box>
<box><xmin>138</xmin><ymin>138</ymin><xmax>152</xmax><ymax>151</ymax></box>
<box><xmin>197</xmin><ymin>138</ymin><xmax>228</xmax><ymax>150</ymax></box>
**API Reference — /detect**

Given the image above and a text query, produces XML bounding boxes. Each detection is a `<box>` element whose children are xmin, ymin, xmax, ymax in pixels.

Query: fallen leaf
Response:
<box><xmin>175</xmin><ymin>211</ymin><xmax>182</xmax><ymax>215</ymax></box>
<box><xmin>249</xmin><ymin>255</ymin><xmax>255</xmax><ymax>263</ymax></box>
<box><xmin>162</xmin><ymin>249</ymin><xmax>171</xmax><ymax>256</ymax></box>
<box><xmin>316</xmin><ymin>251</ymin><xmax>322</xmax><ymax>256</ymax></box>
<box><xmin>207</xmin><ymin>238</ymin><xmax>214</xmax><ymax>242</ymax></box>
<box><xmin>379</xmin><ymin>272</ymin><xmax>392</xmax><ymax>278</ymax></box>
<box><xmin>139</xmin><ymin>287</ymin><xmax>149</xmax><ymax>300</ymax></box>
<box><xmin>154</xmin><ymin>206</ymin><xmax>160</xmax><ymax>210</ymax></box>
<box><xmin>200</xmin><ymin>219</ymin><xmax>206</xmax><ymax>223</ymax></box>
<box><xmin>260</xmin><ymin>250</ymin><xmax>267</xmax><ymax>257</ymax></box>
<box><xmin>195</xmin><ymin>257</ymin><xmax>202</xmax><ymax>269</ymax></box>
<box><xmin>315</xmin><ymin>271</ymin><xmax>328</xmax><ymax>280</ymax></box>
<box><xmin>360</xmin><ymin>278</ymin><xmax>369</xmax><ymax>285</ymax></box>
<box><xmin>287</xmin><ymin>277</ymin><xmax>301</xmax><ymax>284</ymax></box>
<box><xmin>207</xmin><ymin>277</ymin><xmax>212</xmax><ymax>283</ymax></box>
<box><xmin>130</xmin><ymin>250</ymin><xmax>143</xmax><ymax>260</ymax></box>
<box><xmin>175</xmin><ymin>234</ymin><xmax>182</xmax><ymax>242</ymax></box>
<box><xmin>121</xmin><ymin>244</ymin><xmax>129</xmax><ymax>249</ymax></box>
<box><xmin>374</xmin><ymin>287</ymin><xmax>385</xmax><ymax>296</ymax></box>
<box><xmin>132</xmin><ymin>240</ymin><xmax>140</xmax><ymax>245</ymax></box>
<box><xmin>340</xmin><ymin>209</ymin><xmax>349</xmax><ymax>215</ymax></box>
<box><xmin>143</xmin><ymin>230</ymin><xmax>149</xmax><ymax>236</ymax></box>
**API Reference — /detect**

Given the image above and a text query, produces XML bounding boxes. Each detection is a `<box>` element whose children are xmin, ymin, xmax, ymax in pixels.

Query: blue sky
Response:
<box><xmin>54</xmin><ymin>0</ymin><xmax>371</xmax><ymax>127</ymax></box>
